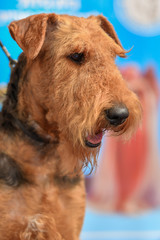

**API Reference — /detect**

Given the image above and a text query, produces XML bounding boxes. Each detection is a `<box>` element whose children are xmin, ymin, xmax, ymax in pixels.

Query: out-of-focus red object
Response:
<box><xmin>87</xmin><ymin>66</ymin><xmax>160</xmax><ymax>213</ymax></box>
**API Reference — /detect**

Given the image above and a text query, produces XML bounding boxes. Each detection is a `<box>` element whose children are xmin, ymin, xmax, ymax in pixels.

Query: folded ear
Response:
<box><xmin>97</xmin><ymin>15</ymin><xmax>123</xmax><ymax>46</ymax></box>
<box><xmin>90</xmin><ymin>15</ymin><xmax>126</xmax><ymax>57</ymax></box>
<box><xmin>8</xmin><ymin>13</ymin><xmax>57</xmax><ymax>59</ymax></box>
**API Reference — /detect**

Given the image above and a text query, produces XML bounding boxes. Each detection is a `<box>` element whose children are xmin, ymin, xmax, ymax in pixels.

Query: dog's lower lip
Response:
<box><xmin>85</xmin><ymin>140</ymin><xmax>101</xmax><ymax>148</ymax></box>
<box><xmin>85</xmin><ymin>132</ymin><xmax>103</xmax><ymax>148</ymax></box>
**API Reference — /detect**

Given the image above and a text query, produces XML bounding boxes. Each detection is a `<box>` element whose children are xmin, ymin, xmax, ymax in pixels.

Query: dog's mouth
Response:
<box><xmin>85</xmin><ymin>131</ymin><xmax>103</xmax><ymax>148</ymax></box>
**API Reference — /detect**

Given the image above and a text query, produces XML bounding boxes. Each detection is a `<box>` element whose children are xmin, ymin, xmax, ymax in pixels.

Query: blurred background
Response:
<box><xmin>0</xmin><ymin>0</ymin><xmax>160</xmax><ymax>239</ymax></box>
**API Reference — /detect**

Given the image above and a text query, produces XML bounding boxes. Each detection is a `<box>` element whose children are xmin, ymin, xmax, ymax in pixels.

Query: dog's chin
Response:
<box><xmin>85</xmin><ymin>132</ymin><xmax>103</xmax><ymax>148</ymax></box>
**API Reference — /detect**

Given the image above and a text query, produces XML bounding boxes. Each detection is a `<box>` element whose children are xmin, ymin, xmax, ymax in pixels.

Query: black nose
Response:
<box><xmin>105</xmin><ymin>104</ymin><xmax>129</xmax><ymax>126</ymax></box>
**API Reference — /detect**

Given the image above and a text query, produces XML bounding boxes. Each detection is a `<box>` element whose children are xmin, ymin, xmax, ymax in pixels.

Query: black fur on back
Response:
<box><xmin>0</xmin><ymin>152</ymin><xmax>28</xmax><ymax>187</ymax></box>
<box><xmin>0</xmin><ymin>53</ymin><xmax>26</xmax><ymax>133</ymax></box>
<box><xmin>2</xmin><ymin>53</ymin><xmax>26</xmax><ymax>113</ymax></box>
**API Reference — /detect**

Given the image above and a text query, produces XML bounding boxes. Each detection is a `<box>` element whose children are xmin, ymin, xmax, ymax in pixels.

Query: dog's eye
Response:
<box><xmin>68</xmin><ymin>53</ymin><xmax>84</xmax><ymax>64</ymax></box>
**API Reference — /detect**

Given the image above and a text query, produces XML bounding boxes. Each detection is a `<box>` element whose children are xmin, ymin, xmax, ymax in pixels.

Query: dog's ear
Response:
<box><xmin>8</xmin><ymin>13</ymin><xmax>57</xmax><ymax>59</ymax></box>
<box><xmin>97</xmin><ymin>15</ymin><xmax>123</xmax><ymax>47</ymax></box>
<box><xmin>90</xmin><ymin>15</ymin><xmax>126</xmax><ymax>57</ymax></box>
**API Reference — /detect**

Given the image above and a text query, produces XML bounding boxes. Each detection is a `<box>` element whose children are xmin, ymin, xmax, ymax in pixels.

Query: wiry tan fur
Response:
<box><xmin>0</xmin><ymin>13</ymin><xmax>141</xmax><ymax>239</ymax></box>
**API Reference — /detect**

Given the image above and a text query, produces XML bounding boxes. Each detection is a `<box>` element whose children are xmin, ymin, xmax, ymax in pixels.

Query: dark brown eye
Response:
<box><xmin>68</xmin><ymin>53</ymin><xmax>84</xmax><ymax>64</ymax></box>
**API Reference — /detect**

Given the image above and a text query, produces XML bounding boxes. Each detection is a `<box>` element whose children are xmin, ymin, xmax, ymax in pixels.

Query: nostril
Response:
<box><xmin>105</xmin><ymin>104</ymin><xmax>129</xmax><ymax>126</ymax></box>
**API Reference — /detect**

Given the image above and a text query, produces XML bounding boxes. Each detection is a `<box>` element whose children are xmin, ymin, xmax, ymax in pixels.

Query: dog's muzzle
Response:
<box><xmin>85</xmin><ymin>104</ymin><xmax>129</xmax><ymax>149</ymax></box>
<box><xmin>105</xmin><ymin>103</ymin><xmax>129</xmax><ymax>126</ymax></box>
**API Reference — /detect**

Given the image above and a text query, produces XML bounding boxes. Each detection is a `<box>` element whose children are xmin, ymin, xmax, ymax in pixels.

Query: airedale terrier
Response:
<box><xmin>0</xmin><ymin>13</ymin><xmax>141</xmax><ymax>239</ymax></box>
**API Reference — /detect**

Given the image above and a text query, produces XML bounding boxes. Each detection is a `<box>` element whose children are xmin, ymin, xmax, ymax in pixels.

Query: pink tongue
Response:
<box><xmin>86</xmin><ymin>132</ymin><xmax>103</xmax><ymax>144</ymax></box>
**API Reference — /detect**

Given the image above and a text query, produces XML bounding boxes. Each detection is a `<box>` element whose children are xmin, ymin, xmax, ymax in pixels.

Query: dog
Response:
<box><xmin>0</xmin><ymin>13</ymin><xmax>141</xmax><ymax>239</ymax></box>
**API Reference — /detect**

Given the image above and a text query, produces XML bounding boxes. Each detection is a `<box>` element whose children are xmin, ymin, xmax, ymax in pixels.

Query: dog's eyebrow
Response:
<box><xmin>0</xmin><ymin>152</ymin><xmax>28</xmax><ymax>187</ymax></box>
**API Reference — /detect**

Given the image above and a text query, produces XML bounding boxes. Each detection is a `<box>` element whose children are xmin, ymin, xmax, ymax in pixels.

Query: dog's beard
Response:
<box><xmin>72</xmin><ymin>143</ymin><xmax>100</xmax><ymax>174</ymax></box>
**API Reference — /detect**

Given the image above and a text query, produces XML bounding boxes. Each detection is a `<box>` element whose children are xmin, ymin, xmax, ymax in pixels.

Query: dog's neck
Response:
<box><xmin>1</xmin><ymin>53</ymin><xmax>58</xmax><ymax>146</ymax></box>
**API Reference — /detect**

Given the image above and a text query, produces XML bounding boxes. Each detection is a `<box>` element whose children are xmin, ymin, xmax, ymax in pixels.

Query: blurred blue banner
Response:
<box><xmin>0</xmin><ymin>0</ymin><xmax>160</xmax><ymax>84</ymax></box>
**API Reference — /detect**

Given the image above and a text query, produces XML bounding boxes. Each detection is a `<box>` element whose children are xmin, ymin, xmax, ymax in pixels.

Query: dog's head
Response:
<box><xmin>8</xmin><ymin>13</ymin><xmax>142</xmax><ymax>170</ymax></box>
